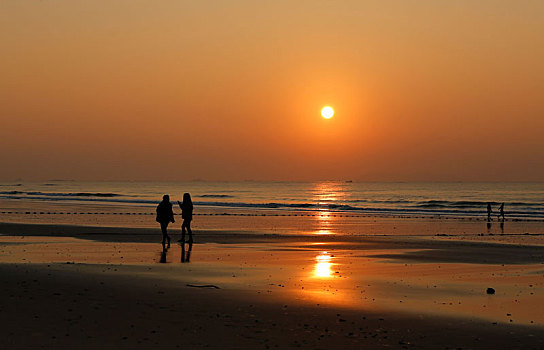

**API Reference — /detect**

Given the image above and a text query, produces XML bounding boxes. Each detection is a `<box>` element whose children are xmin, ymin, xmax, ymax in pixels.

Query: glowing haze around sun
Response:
<box><xmin>321</xmin><ymin>106</ymin><xmax>334</xmax><ymax>119</ymax></box>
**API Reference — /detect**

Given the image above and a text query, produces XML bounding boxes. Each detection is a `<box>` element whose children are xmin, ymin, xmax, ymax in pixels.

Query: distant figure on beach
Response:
<box><xmin>487</xmin><ymin>202</ymin><xmax>492</xmax><ymax>221</ymax></box>
<box><xmin>156</xmin><ymin>195</ymin><xmax>175</xmax><ymax>249</ymax></box>
<box><xmin>498</xmin><ymin>202</ymin><xmax>505</xmax><ymax>221</ymax></box>
<box><xmin>178</xmin><ymin>193</ymin><xmax>194</xmax><ymax>243</ymax></box>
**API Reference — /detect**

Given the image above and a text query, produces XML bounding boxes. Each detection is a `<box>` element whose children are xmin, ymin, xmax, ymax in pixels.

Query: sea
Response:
<box><xmin>1</xmin><ymin>181</ymin><xmax>543</xmax><ymax>220</ymax></box>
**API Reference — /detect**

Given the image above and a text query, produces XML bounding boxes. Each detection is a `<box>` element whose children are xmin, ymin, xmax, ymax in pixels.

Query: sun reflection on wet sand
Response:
<box><xmin>313</xmin><ymin>211</ymin><xmax>336</xmax><ymax>235</ymax></box>
<box><xmin>314</xmin><ymin>252</ymin><xmax>333</xmax><ymax>278</ymax></box>
<box><xmin>313</xmin><ymin>207</ymin><xmax>338</xmax><ymax>235</ymax></box>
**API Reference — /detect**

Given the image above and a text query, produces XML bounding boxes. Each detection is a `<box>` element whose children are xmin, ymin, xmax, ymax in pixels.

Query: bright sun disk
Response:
<box><xmin>321</xmin><ymin>106</ymin><xmax>334</xmax><ymax>119</ymax></box>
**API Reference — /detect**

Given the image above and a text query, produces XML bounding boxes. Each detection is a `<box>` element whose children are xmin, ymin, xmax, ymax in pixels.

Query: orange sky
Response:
<box><xmin>1</xmin><ymin>1</ymin><xmax>543</xmax><ymax>181</ymax></box>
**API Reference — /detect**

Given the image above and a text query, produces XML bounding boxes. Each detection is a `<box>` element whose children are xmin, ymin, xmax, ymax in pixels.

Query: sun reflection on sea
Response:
<box><xmin>314</xmin><ymin>229</ymin><xmax>333</xmax><ymax>235</ymax></box>
<box><xmin>313</xmin><ymin>182</ymin><xmax>346</xmax><ymax>206</ymax></box>
<box><xmin>311</xmin><ymin>182</ymin><xmax>347</xmax><ymax>236</ymax></box>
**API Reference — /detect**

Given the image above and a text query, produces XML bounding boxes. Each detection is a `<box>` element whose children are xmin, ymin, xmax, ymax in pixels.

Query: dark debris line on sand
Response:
<box><xmin>186</xmin><ymin>284</ymin><xmax>221</xmax><ymax>289</ymax></box>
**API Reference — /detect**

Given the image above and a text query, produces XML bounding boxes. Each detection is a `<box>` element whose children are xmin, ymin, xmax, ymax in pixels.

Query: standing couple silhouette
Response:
<box><xmin>156</xmin><ymin>193</ymin><xmax>193</xmax><ymax>250</ymax></box>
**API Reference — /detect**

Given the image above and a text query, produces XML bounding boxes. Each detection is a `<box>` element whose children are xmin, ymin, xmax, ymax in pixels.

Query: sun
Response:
<box><xmin>321</xmin><ymin>106</ymin><xmax>334</xmax><ymax>119</ymax></box>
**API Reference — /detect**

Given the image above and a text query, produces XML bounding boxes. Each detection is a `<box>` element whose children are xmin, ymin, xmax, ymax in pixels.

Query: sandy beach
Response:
<box><xmin>1</xmin><ymin>220</ymin><xmax>543</xmax><ymax>349</ymax></box>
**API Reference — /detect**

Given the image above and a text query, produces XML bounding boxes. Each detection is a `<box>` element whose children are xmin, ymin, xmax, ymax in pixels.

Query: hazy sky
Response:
<box><xmin>1</xmin><ymin>1</ymin><xmax>543</xmax><ymax>181</ymax></box>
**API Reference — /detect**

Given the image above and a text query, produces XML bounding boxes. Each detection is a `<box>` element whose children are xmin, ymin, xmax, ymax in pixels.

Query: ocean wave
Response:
<box><xmin>414</xmin><ymin>200</ymin><xmax>480</xmax><ymax>208</ymax></box>
<box><xmin>0</xmin><ymin>193</ymin><xmax>157</xmax><ymax>205</ymax></box>
<box><xmin>0</xmin><ymin>191</ymin><xmax>123</xmax><ymax>197</ymax></box>
<box><xmin>197</xmin><ymin>202</ymin><xmax>315</xmax><ymax>209</ymax></box>
<box><xmin>348</xmin><ymin>199</ymin><xmax>412</xmax><ymax>204</ymax></box>
<box><xmin>2</xmin><ymin>192</ymin><xmax>543</xmax><ymax>212</ymax></box>
<box><xmin>1</xmin><ymin>192</ymin><xmax>543</xmax><ymax>219</ymax></box>
<box><xmin>414</xmin><ymin>200</ymin><xmax>544</xmax><ymax>209</ymax></box>
<box><xmin>198</xmin><ymin>194</ymin><xmax>235</xmax><ymax>198</ymax></box>
<box><xmin>509</xmin><ymin>202</ymin><xmax>544</xmax><ymax>207</ymax></box>
<box><xmin>327</xmin><ymin>204</ymin><xmax>357</xmax><ymax>210</ymax></box>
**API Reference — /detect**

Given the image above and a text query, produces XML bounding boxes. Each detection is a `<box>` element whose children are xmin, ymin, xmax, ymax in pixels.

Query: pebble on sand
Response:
<box><xmin>486</xmin><ymin>288</ymin><xmax>495</xmax><ymax>294</ymax></box>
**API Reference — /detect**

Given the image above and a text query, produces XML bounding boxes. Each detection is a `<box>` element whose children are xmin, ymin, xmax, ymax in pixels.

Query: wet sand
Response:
<box><xmin>1</xmin><ymin>222</ymin><xmax>544</xmax><ymax>349</ymax></box>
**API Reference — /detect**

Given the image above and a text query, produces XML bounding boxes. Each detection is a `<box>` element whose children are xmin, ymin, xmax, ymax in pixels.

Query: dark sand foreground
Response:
<box><xmin>1</xmin><ymin>222</ymin><xmax>544</xmax><ymax>349</ymax></box>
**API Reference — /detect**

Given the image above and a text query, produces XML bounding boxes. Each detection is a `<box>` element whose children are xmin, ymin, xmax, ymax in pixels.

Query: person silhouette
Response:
<box><xmin>156</xmin><ymin>194</ymin><xmax>175</xmax><ymax>249</ymax></box>
<box><xmin>498</xmin><ymin>203</ymin><xmax>505</xmax><ymax>221</ymax></box>
<box><xmin>177</xmin><ymin>193</ymin><xmax>194</xmax><ymax>243</ymax></box>
<box><xmin>487</xmin><ymin>202</ymin><xmax>492</xmax><ymax>222</ymax></box>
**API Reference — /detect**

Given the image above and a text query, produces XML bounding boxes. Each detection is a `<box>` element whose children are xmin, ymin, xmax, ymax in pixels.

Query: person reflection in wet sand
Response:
<box><xmin>177</xmin><ymin>193</ymin><xmax>194</xmax><ymax>243</ymax></box>
<box><xmin>159</xmin><ymin>248</ymin><xmax>167</xmax><ymax>263</ymax></box>
<box><xmin>156</xmin><ymin>195</ymin><xmax>175</xmax><ymax>250</ymax></box>
<box><xmin>500</xmin><ymin>220</ymin><xmax>504</xmax><ymax>234</ymax></box>
<box><xmin>181</xmin><ymin>242</ymin><xmax>193</xmax><ymax>263</ymax></box>
<box><xmin>498</xmin><ymin>202</ymin><xmax>505</xmax><ymax>221</ymax></box>
<box><xmin>487</xmin><ymin>221</ymin><xmax>492</xmax><ymax>233</ymax></box>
